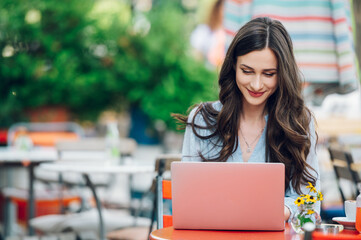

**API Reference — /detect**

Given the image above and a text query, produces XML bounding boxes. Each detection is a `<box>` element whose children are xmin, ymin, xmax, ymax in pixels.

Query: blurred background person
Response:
<box><xmin>190</xmin><ymin>0</ymin><xmax>225</xmax><ymax>68</ymax></box>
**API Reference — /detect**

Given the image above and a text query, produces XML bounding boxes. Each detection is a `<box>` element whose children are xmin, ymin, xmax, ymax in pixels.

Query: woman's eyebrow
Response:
<box><xmin>263</xmin><ymin>68</ymin><xmax>277</xmax><ymax>71</ymax></box>
<box><xmin>240</xmin><ymin>64</ymin><xmax>254</xmax><ymax>69</ymax></box>
<box><xmin>241</xmin><ymin>64</ymin><xmax>277</xmax><ymax>71</ymax></box>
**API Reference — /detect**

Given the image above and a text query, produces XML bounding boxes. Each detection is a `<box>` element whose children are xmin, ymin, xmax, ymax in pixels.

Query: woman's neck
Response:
<box><xmin>240</xmin><ymin>102</ymin><xmax>266</xmax><ymax>124</ymax></box>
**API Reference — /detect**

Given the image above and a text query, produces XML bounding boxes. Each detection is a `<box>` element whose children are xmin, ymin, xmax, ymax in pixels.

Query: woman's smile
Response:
<box><xmin>247</xmin><ymin>89</ymin><xmax>265</xmax><ymax>98</ymax></box>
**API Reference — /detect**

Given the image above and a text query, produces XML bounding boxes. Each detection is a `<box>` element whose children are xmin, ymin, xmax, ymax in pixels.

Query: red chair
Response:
<box><xmin>156</xmin><ymin>177</ymin><xmax>173</xmax><ymax>229</ymax></box>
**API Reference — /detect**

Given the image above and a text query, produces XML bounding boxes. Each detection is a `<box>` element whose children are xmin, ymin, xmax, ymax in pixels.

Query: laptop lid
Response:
<box><xmin>171</xmin><ymin>162</ymin><xmax>285</xmax><ymax>231</ymax></box>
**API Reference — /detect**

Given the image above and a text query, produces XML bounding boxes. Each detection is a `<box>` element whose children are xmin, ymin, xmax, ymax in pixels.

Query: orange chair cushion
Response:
<box><xmin>9</xmin><ymin>196</ymin><xmax>81</xmax><ymax>224</ymax></box>
<box><xmin>163</xmin><ymin>215</ymin><xmax>173</xmax><ymax>228</ymax></box>
<box><xmin>14</xmin><ymin>132</ymin><xmax>79</xmax><ymax>146</ymax></box>
<box><xmin>162</xmin><ymin>180</ymin><xmax>172</xmax><ymax>200</ymax></box>
<box><xmin>162</xmin><ymin>180</ymin><xmax>173</xmax><ymax>227</ymax></box>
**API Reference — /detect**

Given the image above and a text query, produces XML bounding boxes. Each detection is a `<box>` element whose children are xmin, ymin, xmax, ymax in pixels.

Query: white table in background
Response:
<box><xmin>39</xmin><ymin>161</ymin><xmax>155</xmax><ymax>240</ymax></box>
<box><xmin>0</xmin><ymin>147</ymin><xmax>58</xmax><ymax>236</ymax></box>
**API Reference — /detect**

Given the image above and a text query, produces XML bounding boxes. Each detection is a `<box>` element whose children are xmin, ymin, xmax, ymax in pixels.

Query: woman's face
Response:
<box><xmin>235</xmin><ymin>48</ymin><xmax>278</xmax><ymax>109</ymax></box>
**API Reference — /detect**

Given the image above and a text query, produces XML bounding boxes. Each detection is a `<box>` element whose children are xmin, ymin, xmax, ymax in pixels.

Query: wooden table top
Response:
<box><xmin>150</xmin><ymin>224</ymin><xmax>295</xmax><ymax>240</ymax></box>
<box><xmin>149</xmin><ymin>224</ymin><xmax>361</xmax><ymax>240</ymax></box>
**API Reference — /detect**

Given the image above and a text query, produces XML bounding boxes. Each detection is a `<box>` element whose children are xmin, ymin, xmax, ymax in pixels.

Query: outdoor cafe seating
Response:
<box><xmin>0</xmin><ymin>122</ymin><xmax>153</xmax><ymax>239</ymax></box>
<box><xmin>2</xmin><ymin>119</ymin><xmax>361</xmax><ymax>240</ymax></box>
<box><xmin>106</xmin><ymin>154</ymin><xmax>181</xmax><ymax>240</ymax></box>
<box><xmin>1</xmin><ymin>122</ymin><xmax>84</xmax><ymax>237</ymax></box>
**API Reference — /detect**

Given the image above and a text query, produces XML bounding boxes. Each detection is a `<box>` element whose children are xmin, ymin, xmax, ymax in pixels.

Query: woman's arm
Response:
<box><xmin>284</xmin><ymin>206</ymin><xmax>291</xmax><ymax>221</ymax></box>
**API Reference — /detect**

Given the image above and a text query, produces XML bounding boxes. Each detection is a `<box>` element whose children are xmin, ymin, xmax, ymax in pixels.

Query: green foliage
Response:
<box><xmin>297</xmin><ymin>211</ymin><xmax>314</xmax><ymax>227</ymax></box>
<box><xmin>120</xmin><ymin>3</ymin><xmax>218</xmax><ymax>129</ymax></box>
<box><xmin>0</xmin><ymin>0</ymin><xmax>218</xmax><ymax>130</ymax></box>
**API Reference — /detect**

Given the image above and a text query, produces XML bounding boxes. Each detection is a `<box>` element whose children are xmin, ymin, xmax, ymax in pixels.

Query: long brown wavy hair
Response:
<box><xmin>173</xmin><ymin>17</ymin><xmax>317</xmax><ymax>194</ymax></box>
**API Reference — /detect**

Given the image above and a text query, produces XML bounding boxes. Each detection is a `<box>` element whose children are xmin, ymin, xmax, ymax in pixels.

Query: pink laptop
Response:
<box><xmin>171</xmin><ymin>162</ymin><xmax>285</xmax><ymax>231</ymax></box>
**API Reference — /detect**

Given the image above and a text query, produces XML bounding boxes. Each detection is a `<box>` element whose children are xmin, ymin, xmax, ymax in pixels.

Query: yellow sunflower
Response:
<box><xmin>317</xmin><ymin>191</ymin><xmax>323</xmax><ymax>201</ymax></box>
<box><xmin>306</xmin><ymin>182</ymin><xmax>317</xmax><ymax>193</ymax></box>
<box><xmin>295</xmin><ymin>197</ymin><xmax>305</xmax><ymax>206</ymax></box>
<box><xmin>305</xmin><ymin>195</ymin><xmax>317</xmax><ymax>203</ymax></box>
<box><xmin>307</xmin><ymin>209</ymin><xmax>315</xmax><ymax>215</ymax></box>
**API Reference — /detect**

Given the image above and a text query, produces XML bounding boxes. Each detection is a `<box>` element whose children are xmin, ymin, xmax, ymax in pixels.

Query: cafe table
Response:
<box><xmin>39</xmin><ymin>161</ymin><xmax>155</xmax><ymax>240</ymax></box>
<box><xmin>149</xmin><ymin>224</ymin><xmax>361</xmax><ymax>240</ymax></box>
<box><xmin>0</xmin><ymin>146</ymin><xmax>58</xmax><ymax>236</ymax></box>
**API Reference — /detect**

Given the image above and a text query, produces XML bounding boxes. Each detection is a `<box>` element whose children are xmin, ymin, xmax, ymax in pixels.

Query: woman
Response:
<box><xmin>174</xmin><ymin>17</ymin><xmax>320</xmax><ymax>222</ymax></box>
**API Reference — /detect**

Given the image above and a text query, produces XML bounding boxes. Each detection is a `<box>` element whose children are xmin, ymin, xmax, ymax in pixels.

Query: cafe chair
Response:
<box><xmin>146</xmin><ymin>177</ymin><xmax>173</xmax><ymax>240</ymax></box>
<box><xmin>7</xmin><ymin>122</ymin><xmax>84</xmax><ymax>147</ymax></box>
<box><xmin>35</xmin><ymin>137</ymin><xmax>138</xmax><ymax>211</ymax></box>
<box><xmin>106</xmin><ymin>179</ymin><xmax>172</xmax><ymax>240</ymax></box>
<box><xmin>156</xmin><ymin>177</ymin><xmax>172</xmax><ymax>229</ymax></box>
<box><xmin>6</xmin><ymin>122</ymin><xmax>87</xmax><ymax>198</ymax></box>
<box><xmin>105</xmin><ymin>154</ymin><xmax>180</xmax><ymax>240</ymax></box>
<box><xmin>29</xmin><ymin>137</ymin><xmax>149</xmax><ymax>239</ymax></box>
<box><xmin>1</xmin><ymin>122</ymin><xmax>84</xmax><ymax>237</ymax></box>
<box><xmin>149</xmin><ymin>154</ymin><xmax>182</xmax><ymax>230</ymax></box>
<box><xmin>55</xmin><ymin>137</ymin><xmax>137</xmax><ymax>160</ymax></box>
<box><xmin>328</xmin><ymin>146</ymin><xmax>360</xmax><ymax>203</ymax></box>
<box><xmin>319</xmin><ymin>146</ymin><xmax>361</xmax><ymax>223</ymax></box>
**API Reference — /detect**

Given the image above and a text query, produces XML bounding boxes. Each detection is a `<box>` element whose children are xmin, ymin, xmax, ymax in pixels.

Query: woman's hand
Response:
<box><xmin>284</xmin><ymin>206</ymin><xmax>291</xmax><ymax>221</ymax></box>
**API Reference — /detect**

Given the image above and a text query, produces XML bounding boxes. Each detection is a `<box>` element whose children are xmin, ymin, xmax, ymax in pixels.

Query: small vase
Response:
<box><xmin>291</xmin><ymin>204</ymin><xmax>321</xmax><ymax>233</ymax></box>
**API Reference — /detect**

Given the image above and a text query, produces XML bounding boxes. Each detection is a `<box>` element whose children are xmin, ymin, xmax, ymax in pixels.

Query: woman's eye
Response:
<box><xmin>264</xmin><ymin>72</ymin><xmax>276</xmax><ymax>77</ymax></box>
<box><xmin>242</xmin><ymin>69</ymin><xmax>253</xmax><ymax>74</ymax></box>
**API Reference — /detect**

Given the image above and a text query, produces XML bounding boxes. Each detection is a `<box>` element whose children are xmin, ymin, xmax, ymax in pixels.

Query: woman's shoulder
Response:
<box><xmin>308</xmin><ymin>112</ymin><xmax>317</xmax><ymax>137</ymax></box>
<box><xmin>188</xmin><ymin>100</ymin><xmax>222</xmax><ymax>125</ymax></box>
<box><xmin>212</xmin><ymin>100</ymin><xmax>222</xmax><ymax>111</ymax></box>
<box><xmin>304</xmin><ymin>108</ymin><xmax>316</xmax><ymax>130</ymax></box>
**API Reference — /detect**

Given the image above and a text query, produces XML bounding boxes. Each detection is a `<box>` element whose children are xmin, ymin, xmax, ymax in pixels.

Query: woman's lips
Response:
<box><xmin>247</xmin><ymin>89</ymin><xmax>265</xmax><ymax>97</ymax></box>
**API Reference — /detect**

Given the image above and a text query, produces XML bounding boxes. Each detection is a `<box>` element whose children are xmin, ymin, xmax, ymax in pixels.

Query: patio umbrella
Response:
<box><xmin>223</xmin><ymin>0</ymin><xmax>359</xmax><ymax>106</ymax></box>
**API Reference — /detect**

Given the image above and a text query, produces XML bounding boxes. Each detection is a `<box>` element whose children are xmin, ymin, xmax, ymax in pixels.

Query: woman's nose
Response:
<box><xmin>250</xmin><ymin>75</ymin><xmax>263</xmax><ymax>91</ymax></box>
